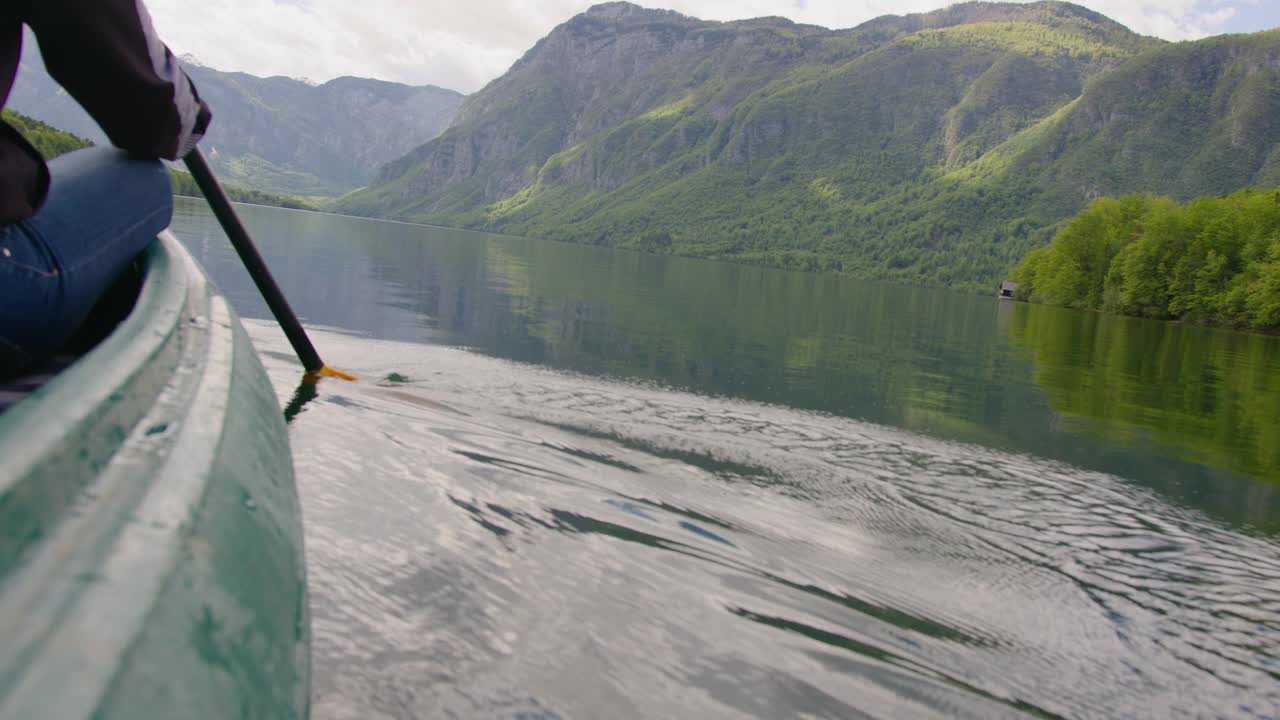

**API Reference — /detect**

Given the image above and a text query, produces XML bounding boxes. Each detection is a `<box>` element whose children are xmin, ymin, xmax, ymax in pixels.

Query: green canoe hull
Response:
<box><xmin>0</xmin><ymin>232</ymin><xmax>309</xmax><ymax>719</ymax></box>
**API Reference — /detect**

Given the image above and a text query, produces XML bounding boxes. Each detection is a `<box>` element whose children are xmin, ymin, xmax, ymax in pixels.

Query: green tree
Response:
<box><xmin>1011</xmin><ymin>188</ymin><xmax>1280</xmax><ymax>331</ymax></box>
<box><xmin>2</xmin><ymin>109</ymin><xmax>92</xmax><ymax>159</ymax></box>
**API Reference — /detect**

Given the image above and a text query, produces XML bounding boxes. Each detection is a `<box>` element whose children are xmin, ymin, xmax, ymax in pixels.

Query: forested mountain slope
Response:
<box><xmin>340</xmin><ymin>1</ymin><xmax>1280</xmax><ymax>291</ymax></box>
<box><xmin>9</xmin><ymin>39</ymin><xmax>465</xmax><ymax>196</ymax></box>
<box><xmin>0</xmin><ymin>109</ymin><xmax>91</xmax><ymax>159</ymax></box>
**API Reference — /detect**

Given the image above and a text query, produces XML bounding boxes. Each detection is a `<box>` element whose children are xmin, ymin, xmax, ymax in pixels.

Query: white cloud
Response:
<box><xmin>143</xmin><ymin>0</ymin><xmax>1268</xmax><ymax>93</ymax></box>
<box><xmin>1078</xmin><ymin>0</ymin><xmax>1238</xmax><ymax>39</ymax></box>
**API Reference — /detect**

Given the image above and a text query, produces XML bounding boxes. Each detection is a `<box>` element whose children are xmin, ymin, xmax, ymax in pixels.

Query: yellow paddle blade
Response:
<box><xmin>319</xmin><ymin>365</ymin><xmax>358</xmax><ymax>381</ymax></box>
<box><xmin>303</xmin><ymin>365</ymin><xmax>358</xmax><ymax>384</ymax></box>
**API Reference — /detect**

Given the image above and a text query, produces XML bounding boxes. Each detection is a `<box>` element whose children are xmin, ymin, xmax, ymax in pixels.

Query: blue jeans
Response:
<box><xmin>0</xmin><ymin>147</ymin><xmax>172</xmax><ymax>377</ymax></box>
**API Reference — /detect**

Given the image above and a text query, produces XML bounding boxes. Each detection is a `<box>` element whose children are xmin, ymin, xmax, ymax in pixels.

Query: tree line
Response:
<box><xmin>167</xmin><ymin>170</ymin><xmax>318</xmax><ymax>211</ymax></box>
<box><xmin>1010</xmin><ymin>189</ymin><xmax>1280</xmax><ymax>331</ymax></box>
<box><xmin>2</xmin><ymin>109</ymin><xmax>92</xmax><ymax>158</ymax></box>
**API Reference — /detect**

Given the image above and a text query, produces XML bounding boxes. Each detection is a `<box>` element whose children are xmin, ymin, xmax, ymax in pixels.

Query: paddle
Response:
<box><xmin>182</xmin><ymin>147</ymin><xmax>356</xmax><ymax>382</ymax></box>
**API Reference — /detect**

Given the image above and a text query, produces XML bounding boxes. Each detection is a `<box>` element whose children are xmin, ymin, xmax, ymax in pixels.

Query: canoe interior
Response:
<box><xmin>0</xmin><ymin>232</ymin><xmax>309</xmax><ymax>719</ymax></box>
<box><xmin>0</xmin><ymin>356</ymin><xmax>77</xmax><ymax>414</ymax></box>
<box><xmin>0</xmin><ymin>259</ymin><xmax>145</xmax><ymax>414</ymax></box>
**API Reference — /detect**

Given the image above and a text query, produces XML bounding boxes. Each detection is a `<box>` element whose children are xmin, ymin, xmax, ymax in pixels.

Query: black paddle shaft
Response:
<box><xmin>182</xmin><ymin>147</ymin><xmax>325</xmax><ymax>374</ymax></box>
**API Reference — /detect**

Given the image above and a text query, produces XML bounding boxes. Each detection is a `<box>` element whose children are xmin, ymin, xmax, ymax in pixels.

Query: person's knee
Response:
<box><xmin>50</xmin><ymin>146</ymin><xmax>173</xmax><ymax>231</ymax></box>
<box><xmin>111</xmin><ymin>149</ymin><xmax>172</xmax><ymax>206</ymax></box>
<box><xmin>50</xmin><ymin>146</ymin><xmax>168</xmax><ymax>193</ymax></box>
<box><xmin>134</xmin><ymin>153</ymin><xmax>173</xmax><ymax>198</ymax></box>
<box><xmin>138</xmin><ymin>159</ymin><xmax>174</xmax><ymax>232</ymax></box>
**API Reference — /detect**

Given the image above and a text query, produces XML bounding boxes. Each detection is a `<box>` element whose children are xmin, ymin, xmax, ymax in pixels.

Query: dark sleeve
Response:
<box><xmin>23</xmin><ymin>0</ymin><xmax>211</xmax><ymax>159</ymax></box>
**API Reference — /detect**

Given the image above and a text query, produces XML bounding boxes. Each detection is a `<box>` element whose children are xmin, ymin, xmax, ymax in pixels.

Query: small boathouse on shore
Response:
<box><xmin>998</xmin><ymin>280</ymin><xmax>1019</xmax><ymax>299</ymax></box>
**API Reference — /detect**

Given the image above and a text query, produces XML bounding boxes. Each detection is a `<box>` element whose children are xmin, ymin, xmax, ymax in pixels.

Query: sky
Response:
<box><xmin>145</xmin><ymin>0</ymin><xmax>1280</xmax><ymax>93</ymax></box>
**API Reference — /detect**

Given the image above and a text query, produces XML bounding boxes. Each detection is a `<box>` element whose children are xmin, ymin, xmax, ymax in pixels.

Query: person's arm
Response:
<box><xmin>23</xmin><ymin>0</ymin><xmax>210</xmax><ymax>159</ymax></box>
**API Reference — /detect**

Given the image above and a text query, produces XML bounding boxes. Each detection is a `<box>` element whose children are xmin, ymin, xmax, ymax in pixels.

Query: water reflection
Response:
<box><xmin>1000</xmin><ymin>300</ymin><xmax>1280</xmax><ymax>482</ymax></box>
<box><xmin>282</xmin><ymin>379</ymin><xmax>319</xmax><ymax>424</ymax></box>
<box><xmin>173</xmin><ymin>199</ymin><xmax>1280</xmax><ymax>533</ymax></box>
<box><xmin>242</xmin><ymin>323</ymin><xmax>1280</xmax><ymax>719</ymax></box>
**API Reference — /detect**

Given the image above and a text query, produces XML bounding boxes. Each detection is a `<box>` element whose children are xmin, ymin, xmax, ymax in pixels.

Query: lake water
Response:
<box><xmin>172</xmin><ymin>197</ymin><xmax>1280</xmax><ymax>718</ymax></box>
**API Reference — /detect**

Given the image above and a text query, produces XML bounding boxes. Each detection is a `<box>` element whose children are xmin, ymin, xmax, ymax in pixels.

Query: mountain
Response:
<box><xmin>8</xmin><ymin>36</ymin><xmax>465</xmax><ymax>196</ymax></box>
<box><xmin>339</xmin><ymin>1</ymin><xmax>1280</xmax><ymax>291</ymax></box>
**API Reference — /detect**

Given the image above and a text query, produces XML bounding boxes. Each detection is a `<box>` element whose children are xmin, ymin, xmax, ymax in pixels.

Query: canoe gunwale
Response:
<box><xmin>0</xmin><ymin>233</ymin><xmax>186</xmax><ymax>579</ymax></box>
<box><xmin>0</xmin><ymin>231</ymin><xmax>308</xmax><ymax>719</ymax></box>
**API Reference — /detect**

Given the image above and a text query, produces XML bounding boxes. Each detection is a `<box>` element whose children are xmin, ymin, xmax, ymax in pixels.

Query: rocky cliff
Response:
<box><xmin>339</xmin><ymin>2</ymin><xmax>1280</xmax><ymax>290</ymax></box>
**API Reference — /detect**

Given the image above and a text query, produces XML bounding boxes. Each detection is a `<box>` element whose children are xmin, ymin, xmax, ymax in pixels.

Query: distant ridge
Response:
<box><xmin>9</xmin><ymin>37</ymin><xmax>466</xmax><ymax>196</ymax></box>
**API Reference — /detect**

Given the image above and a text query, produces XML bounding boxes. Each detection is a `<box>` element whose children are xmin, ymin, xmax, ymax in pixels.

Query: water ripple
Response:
<box><xmin>245</xmin><ymin>323</ymin><xmax>1280</xmax><ymax>719</ymax></box>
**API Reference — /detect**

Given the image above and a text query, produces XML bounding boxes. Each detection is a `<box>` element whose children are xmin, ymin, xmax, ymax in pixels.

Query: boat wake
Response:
<box><xmin>244</xmin><ymin>321</ymin><xmax>1280</xmax><ymax>720</ymax></box>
